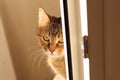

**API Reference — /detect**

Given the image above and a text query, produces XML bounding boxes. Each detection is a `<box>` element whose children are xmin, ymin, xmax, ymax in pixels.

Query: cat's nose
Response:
<box><xmin>49</xmin><ymin>46</ymin><xmax>56</xmax><ymax>54</ymax></box>
<box><xmin>49</xmin><ymin>49</ymin><xmax>55</xmax><ymax>54</ymax></box>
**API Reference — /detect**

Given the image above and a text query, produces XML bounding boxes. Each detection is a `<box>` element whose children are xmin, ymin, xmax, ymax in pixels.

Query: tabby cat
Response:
<box><xmin>37</xmin><ymin>8</ymin><xmax>66</xmax><ymax>79</ymax></box>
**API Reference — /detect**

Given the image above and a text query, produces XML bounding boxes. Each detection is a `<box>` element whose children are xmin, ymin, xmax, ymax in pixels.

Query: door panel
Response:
<box><xmin>87</xmin><ymin>0</ymin><xmax>105</xmax><ymax>80</ymax></box>
<box><xmin>88</xmin><ymin>0</ymin><xmax>120</xmax><ymax>80</ymax></box>
<box><xmin>104</xmin><ymin>0</ymin><xmax>120</xmax><ymax>80</ymax></box>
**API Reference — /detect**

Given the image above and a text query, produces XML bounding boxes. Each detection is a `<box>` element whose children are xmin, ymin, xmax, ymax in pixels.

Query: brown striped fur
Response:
<box><xmin>37</xmin><ymin>8</ymin><xmax>66</xmax><ymax>79</ymax></box>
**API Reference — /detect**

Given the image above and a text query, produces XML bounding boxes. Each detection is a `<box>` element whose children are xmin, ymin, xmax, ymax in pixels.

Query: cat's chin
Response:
<box><xmin>48</xmin><ymin>54</ymin><xmax>58</xmax><ymax>58</ymax></box>
<box><xmin>46</xmin><ymin>51</ymin><xmax>63</xmax><ymax>58</ymax></box>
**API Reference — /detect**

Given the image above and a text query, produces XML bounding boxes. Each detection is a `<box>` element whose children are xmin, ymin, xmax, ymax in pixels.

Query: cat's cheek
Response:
<box><xmin>55</xmin><ymin>50</ymin><xmax>64</xmax><ymax>56</ymax></box>
<box><xmin>44</xmin><ymin>47</ymin><xmax>48</xmax><ymax>51</ymax></box>
<box><xmin>44</xmin><ymin>48</ymin><xmax>52</xmax><ymax>55</ymax></box>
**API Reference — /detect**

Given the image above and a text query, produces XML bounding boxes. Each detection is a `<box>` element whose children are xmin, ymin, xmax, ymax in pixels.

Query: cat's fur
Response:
<box><xmin>37</xmin><ymin>8</ymin><xmax>66</xmax><ymax>79</ymax></box>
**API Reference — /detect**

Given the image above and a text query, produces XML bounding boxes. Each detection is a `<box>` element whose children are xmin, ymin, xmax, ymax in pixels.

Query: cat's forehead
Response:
<box><xmin>49</xmin><ymin>16</ymin><xmax>61</xmax><ymax>24</ymax></box>
<box><xmin>48</xmin><ymin>23</ymin><xmax>62</xmax><ymax>36</ymax></box>
<box><xmin>39</xmin><ymin>25</ymin><xmax>62</xmax><ymax>38</ymax></box>
<box><xmin>48</xmin><ymin>22</ymin><xmax>62</xmax><ymax>30</ymax></box>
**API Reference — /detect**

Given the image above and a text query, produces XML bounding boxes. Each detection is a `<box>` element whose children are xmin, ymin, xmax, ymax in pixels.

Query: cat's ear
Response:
<box><xmin>39</xmin><ymin>8</ymin><xmax>50</xmax><ymax>27</ymax></box>
<box><xmin>58</xmin><ymin>17</ymin><xmax>61</xmax><ymax>24</ymax></box>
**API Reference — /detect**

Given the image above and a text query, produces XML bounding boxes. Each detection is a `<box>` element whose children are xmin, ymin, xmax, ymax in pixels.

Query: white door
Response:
<box><xmin>61</xmin><ymin>0</ymin><xmax>85</xmax><ymax>80</ymax></box>
<box><xmin>67</xmin><ymin>0</ymin><xmax>84</xmax><ymax>80</ymax></box>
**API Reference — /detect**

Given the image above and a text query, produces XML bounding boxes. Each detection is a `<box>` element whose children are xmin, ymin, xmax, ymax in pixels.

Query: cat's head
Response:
<box><xmin>37</xmin><ymin>8</ymin><xmax>64</xmax><ymax>57</ymax></box>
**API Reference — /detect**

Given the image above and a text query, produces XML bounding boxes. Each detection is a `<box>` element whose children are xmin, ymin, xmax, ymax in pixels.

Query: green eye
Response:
<box><xmin>58</xmin><ymin>41</ymin><xmax>63</xmax><ymax>43</ymax></box>
<box><xmin>43</xmin><ymin>36</ymin><xmax>49</xmax><ymax>42</ymax></box>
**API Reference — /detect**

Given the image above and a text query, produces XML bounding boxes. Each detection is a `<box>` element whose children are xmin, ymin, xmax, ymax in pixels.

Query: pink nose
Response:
<box><xmin>48</xmin><ymin>46</ymin><xmax>56</xmax><ymax>54</ymax></box>
<box><xmin>49</xmin><ymin>48</ymin><xmax>55</xmax><ymax>54</ymax></box>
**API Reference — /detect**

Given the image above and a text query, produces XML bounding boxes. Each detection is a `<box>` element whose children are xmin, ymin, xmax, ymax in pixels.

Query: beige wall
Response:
<box><xmin>0</xmin><ymin>0</ymin><xmax>60</xmax><ymax>80</ymax></box>
<box><xmin>0</xmin><ymin>15</ymin><xmax>17</xmax><ymax>80</ymax></box>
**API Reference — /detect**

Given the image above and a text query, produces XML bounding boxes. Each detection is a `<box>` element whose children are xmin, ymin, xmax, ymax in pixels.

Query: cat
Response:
<box><xmin>37</xmin><ymin>8</ymin><xmax>66</xmax><ymax>79</ymax></box>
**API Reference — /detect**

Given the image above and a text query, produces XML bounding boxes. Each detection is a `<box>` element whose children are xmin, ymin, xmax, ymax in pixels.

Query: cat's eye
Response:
<box><xmin>58</xmin><ymin>41</ymin><xmax>63</xmax><ymax>43</ymax></box>
<box><xmin>43</xmin><ymin>36</ymin><xmax>49</xmax><ymax>42</ymax></box>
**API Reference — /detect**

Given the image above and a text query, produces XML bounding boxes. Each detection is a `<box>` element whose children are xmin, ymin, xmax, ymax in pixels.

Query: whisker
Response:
<box><xmin>28</xmin><ymin>49</ymin><xmax>45</xmax><ymax>63</ymax></box>
<box><xmin>27</xmin><ymin>44</ymin><xmax>49</xmax><ymax>72</ymax></box>
<box><xmin>32</xmin><ymin>54</ymin><xmax>42</xmax><ymax>71</ymax></box>
<box><xmin>29</xmin><ymin>50</ymin><xmax>42</xmax><ymax>59</ymax></box>
<box><xmin>38</xmin><ymin>55</ymin><xmax>47</xmax><ymax>71</ymax></box>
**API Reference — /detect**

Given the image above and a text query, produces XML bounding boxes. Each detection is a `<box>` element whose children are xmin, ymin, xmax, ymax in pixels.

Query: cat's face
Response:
<box><xmin>38</xmin><ymin>8</ymin><xmax>64</xmax><ymax>57</ymax></box>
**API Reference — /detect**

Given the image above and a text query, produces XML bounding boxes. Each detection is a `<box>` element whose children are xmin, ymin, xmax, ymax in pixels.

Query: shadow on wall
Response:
<box><xmin>0</xmin><ymin>0</ymin><xmax>61</xmax><ymax>80</ymax></box>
